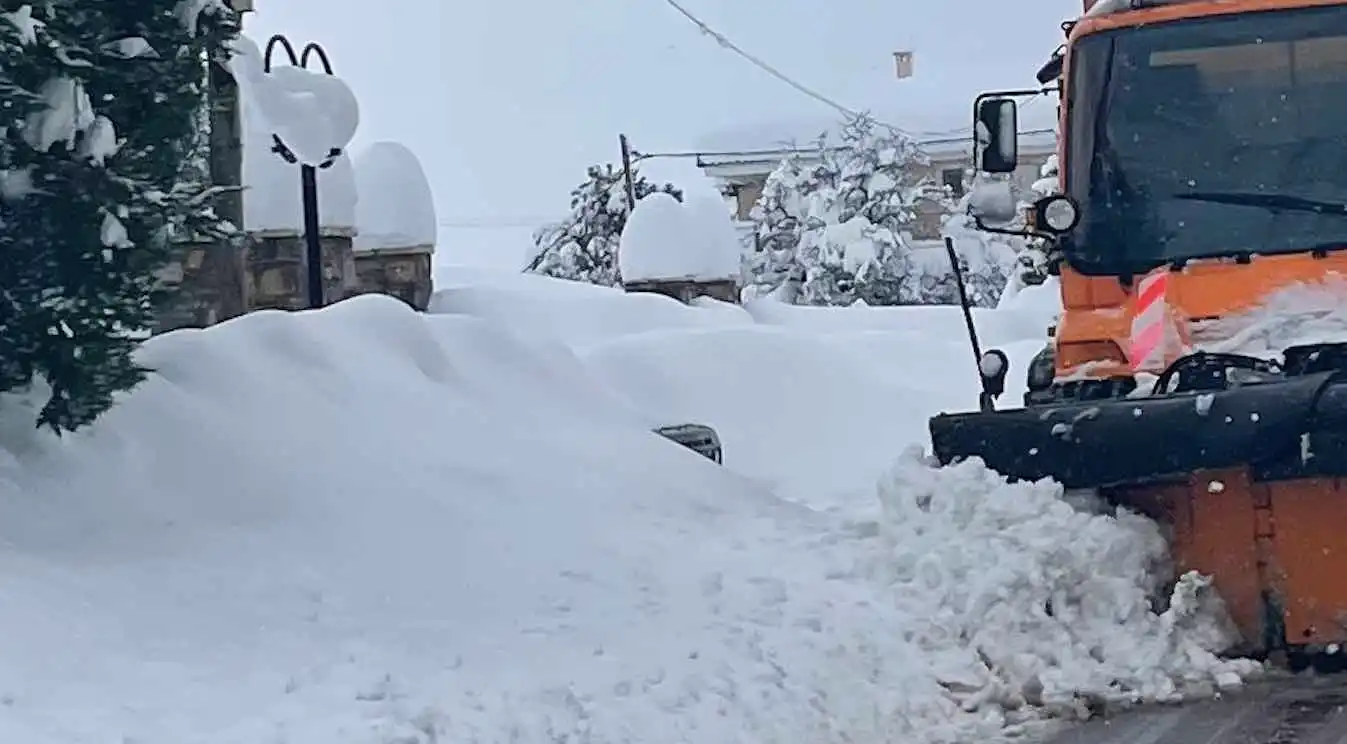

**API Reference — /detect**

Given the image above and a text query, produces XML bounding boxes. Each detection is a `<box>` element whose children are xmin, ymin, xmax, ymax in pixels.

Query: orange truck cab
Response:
<box><xmin>929</xmin><ymin>0</ymin><xmax>1347</xmax><ymax>665</ymax></box>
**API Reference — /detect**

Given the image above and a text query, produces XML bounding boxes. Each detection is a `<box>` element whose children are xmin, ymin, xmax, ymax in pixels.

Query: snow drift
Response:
<box><xmin>0</xmin><ymin>274</ymin><xmax>1263</xmax><ymax>744</ymax></box>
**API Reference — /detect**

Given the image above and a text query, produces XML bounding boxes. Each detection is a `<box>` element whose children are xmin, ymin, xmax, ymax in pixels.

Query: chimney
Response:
<box><xmin>893</xmin><ymin>50</ymin><xmax>914</xmax><ymax>79</ymax></box>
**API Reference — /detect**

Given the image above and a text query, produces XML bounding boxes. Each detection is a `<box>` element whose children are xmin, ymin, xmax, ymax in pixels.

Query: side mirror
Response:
<box><xmin>974</xmin><ymin>96</ymin><xmax>1019</xmax><ymax>174</ymax></box>
<box><xmin>967</xmin><ymin>178</ymin><xmax>1018</xmax><ymax>225</ymax></box>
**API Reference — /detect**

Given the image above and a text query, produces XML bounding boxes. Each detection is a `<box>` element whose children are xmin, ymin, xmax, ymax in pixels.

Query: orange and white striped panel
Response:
<box><xmin>1129</xmin><ymin>270</ymin><xmax>1178</xmax><ymax>373</ymax></box>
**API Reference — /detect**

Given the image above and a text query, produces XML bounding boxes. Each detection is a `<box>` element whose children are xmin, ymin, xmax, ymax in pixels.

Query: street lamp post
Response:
<box><xmin>262</xmin><ymin>35</ymin><xmax>344</xmax><ymax>310</ymax></box>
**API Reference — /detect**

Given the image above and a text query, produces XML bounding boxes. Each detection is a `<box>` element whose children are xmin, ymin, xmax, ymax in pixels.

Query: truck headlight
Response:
<box><xmin>1034</xmin><ymin>194</ymin><xmax>1080</xmax><ymax>234</ymax></box>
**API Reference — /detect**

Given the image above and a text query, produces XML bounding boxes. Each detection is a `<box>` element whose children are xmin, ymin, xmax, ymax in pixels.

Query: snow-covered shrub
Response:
<box><xmin>1016</xmin><ymin>154</ymin><xmax>1061</xmax><ymax>291</ymax></box>
<box><xmin>743</xmin><ymin>143</ymin><xmax>818</xmax><ymax>302</ymax></box>
<box><xmin>937</xmin><ymin>169</ymin><xmax>1023</xmax><ymax>308</ymax></box>
<box><xmin>526</xmin><ymin>164</ymin><xmax>682</xmax><ymax>287</ymax></box>
<box><xmin>743</xmin><ymin>113</ymin><xmax>945</xmax><ymax>306</ymax></box>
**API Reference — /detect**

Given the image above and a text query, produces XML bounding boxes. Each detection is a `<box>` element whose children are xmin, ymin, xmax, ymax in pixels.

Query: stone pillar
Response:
<box><xmin>151</xmin><ymin>238</ymin><xmax>249</xmax><ymax>333</ymax></box>
<box><xmin>351</xmin><ymin>244</ymin><xmax>434</xmax><ymax>310</ymax></box>
<box><xmin>245</xmin><ymin>228</ymin><xmax>357</xmax><ymax>310</ymax></box>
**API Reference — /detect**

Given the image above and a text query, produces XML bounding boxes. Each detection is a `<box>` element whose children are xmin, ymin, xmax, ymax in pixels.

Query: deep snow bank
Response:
<box><xmin>429</xmin><ymin>268</ymin><xmax>753</xmax><ymax>346</ymax></box>
<box><xmin>580</xmin><ymin>324</ymin><xmax>1043</xmax><ymax>514</ymax></box>
<box><xmin>570</xmin><ymin>283</ymin><xmax>1056</xmax><ymax>513</ymax></box>
<box><xmin>0</xmin><ymin>285</ymin><xmax>1264</xmax><ymax>743</ymax></box>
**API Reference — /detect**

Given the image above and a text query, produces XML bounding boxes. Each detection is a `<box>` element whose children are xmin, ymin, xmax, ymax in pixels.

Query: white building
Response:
<box><xmin>693</xmin><ymin>99</ymin><xmax>1060</xmax><ymax>243</ymax></box>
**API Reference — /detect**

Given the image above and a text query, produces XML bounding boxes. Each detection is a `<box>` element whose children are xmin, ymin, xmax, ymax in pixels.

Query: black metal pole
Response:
<box><xmin>944</xmin><ymin>236</ymin><xmax>994</xmax><ymax>411</ymax></box>
<box><xmin>265</xmin><ymin>34</ymin><xmax>338</xmax><ymax>311</ymax></box>
<box><xmin>300</xmin><ymin>164</ymin><xmax>323</xmax><ymax>308</ymax></box>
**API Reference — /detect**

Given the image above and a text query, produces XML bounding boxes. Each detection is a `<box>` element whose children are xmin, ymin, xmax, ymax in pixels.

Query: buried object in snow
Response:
<box><xmin>930</xmin><ymin>0</ymin><xmax>1347</xmax><ymax>673</ymax></box>
<box><xmin>654</xmin><ymin>423</ymin><xmax>722</xmax><ymax>464</ymax></box>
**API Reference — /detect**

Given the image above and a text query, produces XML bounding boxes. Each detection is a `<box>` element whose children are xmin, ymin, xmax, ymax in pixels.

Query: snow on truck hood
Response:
<box><xmin>1194</xmin><ymin>278</ymin><xmax>1347</xmax><ymax>358</ymax></box>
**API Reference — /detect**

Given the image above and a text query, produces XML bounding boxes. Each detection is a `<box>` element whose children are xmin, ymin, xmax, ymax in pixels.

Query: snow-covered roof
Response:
<box><xmin>618</xmin><ymin>193</ymin><xmax>740</xmax><ymax>284</ymax></box>
<box><xmin>353</xmin><ymin>141</ymin><xmax>437</xmax><ymax>254</ymax></box>
<box><xmin>696</xmin><ymin>131</ymin><xmax>1056</xmax><ymax>185</ymax></box>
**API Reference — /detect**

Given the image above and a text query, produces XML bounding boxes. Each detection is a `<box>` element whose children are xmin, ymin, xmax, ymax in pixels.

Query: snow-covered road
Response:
<box><xmin>0</xmin><ymin>268</ymin><xmax>1265</xmax><ymax>743</ymax></box>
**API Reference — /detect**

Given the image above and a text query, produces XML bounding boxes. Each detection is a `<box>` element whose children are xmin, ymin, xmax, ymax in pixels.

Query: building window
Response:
<box><xmin>941</xmin><ymin>167</ymin><xmax>966</xmax><ymax>197</ymax></box>
<box><xmin>735</xmin><ymin>181</ymin><xmax>764</xmax><ymax>220</ymax></box>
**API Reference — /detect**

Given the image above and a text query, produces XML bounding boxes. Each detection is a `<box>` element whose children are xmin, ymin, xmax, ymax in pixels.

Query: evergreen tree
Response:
<box><xmin>1015</xmin><ymin>154</ymin><xmax>1061</xmax><ymax>291</ymax></box>
<box><xmin>795</xmin><ymin>113</ymin><xmax>937</xmax><ymax>306</ymax></box>
<box><xmin>0</xmin><ymin>0</ymin><xmax>240</xmax><ymax>433</ymax></box>
<box><xmin>526</xmin><ymin>164</ymin><xmax>682</xmax><ymax>286</ymax></box>
<box><xmin>743</xmin><ymin>139</ymin><xmax>828</xmax><ymax>302</ymax></box>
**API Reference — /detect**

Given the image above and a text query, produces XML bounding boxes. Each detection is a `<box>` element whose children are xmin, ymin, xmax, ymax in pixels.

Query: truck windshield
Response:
<box><xmin>1065</xmin><ymin>6</ymin><xmax>1347</xmax><ymax>273</ymax></box>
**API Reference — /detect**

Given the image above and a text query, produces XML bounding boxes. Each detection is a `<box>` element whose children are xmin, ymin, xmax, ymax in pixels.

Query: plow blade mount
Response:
<box><xmin>928</xmin><ymin>370</ymin><xmax>1347</xmax><ymax>489</ymax></box>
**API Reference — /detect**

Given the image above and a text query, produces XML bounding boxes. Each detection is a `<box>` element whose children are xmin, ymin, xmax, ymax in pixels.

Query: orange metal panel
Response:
<box><xmin>1174</xmin><ymin>471</ymin><xmax>1266</xmax><ymax>648</ymax></box>
<box><xmin>1121</xmin><ymin>471</ymin><xmax>1266</xmax><ymax>649</ymax></box>
<box><xmin>1267</xmin><ymin>479</ymin><xmax>1347</xmax><ymax>646</ymax></box>
<box><xmin>1074</xmin><ymin>0</ymin><xmax>1347</xmax><ymax>38</ymax></box>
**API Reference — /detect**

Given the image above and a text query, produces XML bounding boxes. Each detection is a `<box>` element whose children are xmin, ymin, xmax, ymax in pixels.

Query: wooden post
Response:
<box><xmin>619</xmin><ymin>133</ymin><xmax>637</xmax><ymax>212</ymax></box>
<box><xmin>208</xmin><ymin>0</ymin><xmax>249</xmax><ymax>318</ymax></box>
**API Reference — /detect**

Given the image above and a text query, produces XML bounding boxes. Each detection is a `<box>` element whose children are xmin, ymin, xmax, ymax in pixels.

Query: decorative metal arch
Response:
<box><xmin>262</xmin><ymin>34</ymin><xmax>334</xmax><ymax>74</ymax></box>
<box><xmin>300</xmin><ymin>43</ymin><xmax>332</xmax><ymax>74</ymax></box>
<box><xmin>262</xmin><ymin>34</ymin><xmax>298</xmax><ymax>72</ymax></box>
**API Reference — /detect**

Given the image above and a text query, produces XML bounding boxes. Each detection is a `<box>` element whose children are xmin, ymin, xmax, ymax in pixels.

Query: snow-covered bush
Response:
<box><xmin>1014</xmin><ymin>154</ymin><xmax>1060</xmax><ymax>292</ymax></box>
<box><xmin>744</xmin><ymin>113</ymin><xmax>948</xmax><ymax>306</ymax></box>
<box><xmin>742</xmin><ymin>141</ymin><xmax>822</xmax><ymax>302</ymax></box>
<box><xmin>797</xmin><ymin>114</ymin><xmax>940</xmax><ymax>306</ymax></box>
<box><xmin>0</xmin><ymin>0</ymin><xmax>240</xmax><ymax>433</ymax></box>
<box><xmin>526</xmin><ymin>164</ymin><xmax>682</xmax><ymax>287</ymax></box>
<box><xmin>937</xmin><ymin>169</ymin><xmax>1023</xmax><ymax>308</ymax></box>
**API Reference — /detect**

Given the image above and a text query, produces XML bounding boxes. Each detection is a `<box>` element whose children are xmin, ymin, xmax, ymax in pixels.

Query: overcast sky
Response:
<box><xmin>245</xmin><ymin>0</ymin><xmax>1080</xmax><ymax>266</ymax></box>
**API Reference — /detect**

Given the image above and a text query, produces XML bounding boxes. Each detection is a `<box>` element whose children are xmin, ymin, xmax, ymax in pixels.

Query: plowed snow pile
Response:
<box><xmin>0</xmin><ymin>277</ymin><xmax>1261</xmax><ymax>743</ymax></box>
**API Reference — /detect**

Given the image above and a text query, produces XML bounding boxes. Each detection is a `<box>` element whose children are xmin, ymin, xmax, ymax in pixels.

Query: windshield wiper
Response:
<box><xmin>1173</xmin><ymin>191</ymin><xmax>1347</xmax><ymax>215</ymax></box>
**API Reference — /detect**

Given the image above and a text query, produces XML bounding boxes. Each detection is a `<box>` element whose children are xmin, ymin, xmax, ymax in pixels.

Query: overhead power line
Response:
<box><xmin>659</xmin><ymin>0</ymin><xmax>913</xmax><ymax>138</ymax></box>
<box><xmin>659</xmin><ymin>0</ymin><xmax>1057</xmax><ymax>142</ymax></box>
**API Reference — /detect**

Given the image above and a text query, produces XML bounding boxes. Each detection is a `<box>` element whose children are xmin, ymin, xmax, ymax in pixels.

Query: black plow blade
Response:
<box><xmin>928</xmin><ymin>371</ymin><xmax>1347</xmax><ymax>488</ymax></box>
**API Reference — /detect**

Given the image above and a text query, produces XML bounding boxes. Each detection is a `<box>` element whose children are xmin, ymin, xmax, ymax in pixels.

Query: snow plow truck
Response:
<box><xmin>930</xmin><ymin>0</ymin><xmax>1347</xmax><ymax>675</ymax></box>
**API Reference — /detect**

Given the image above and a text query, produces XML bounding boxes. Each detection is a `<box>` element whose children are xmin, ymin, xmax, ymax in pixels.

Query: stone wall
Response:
<box><xmin>151</xmin><ymin>230</ymin><xmax>437</xmax><ymax>336</ymax></box>
<box><xmin>245</xmin><ymin>228</ymin><xmax>358</xmax><ymax>311</ymax></box>
<box><xmin>352</xmin><ymin>246</ymin><xmax>434</xmax><ymax>311</ymax></box>
<box><xmin>151</xmin><ymin>237</ymin><xmax>248</xmax><ymax>334</ymax></box>
<box><xmin>625</xmin><ymin>278</ymin><xmax>739</xmax><ymax>305</ymax></box>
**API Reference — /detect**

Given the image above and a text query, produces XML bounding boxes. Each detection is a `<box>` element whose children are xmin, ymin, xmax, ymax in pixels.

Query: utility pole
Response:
<box><xmin>618</xmin><ymin>133</ymin><xmax>637</xmax><ymax>212</ymax></box>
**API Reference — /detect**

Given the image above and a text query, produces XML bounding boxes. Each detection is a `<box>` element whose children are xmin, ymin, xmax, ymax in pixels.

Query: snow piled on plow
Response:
<box><xmin>1198</xmin><ymin>277</ymin><xmax>1347</xmax><ymax>356</ymax></box>
<box><xmin>865</xmin><ymin>450</ymin><xmax>1262</xmax><ymax>738</ymax></box>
